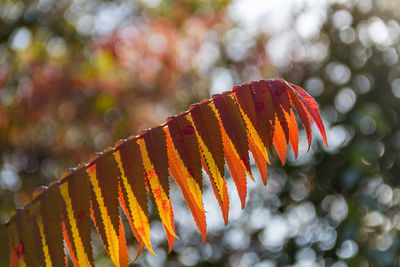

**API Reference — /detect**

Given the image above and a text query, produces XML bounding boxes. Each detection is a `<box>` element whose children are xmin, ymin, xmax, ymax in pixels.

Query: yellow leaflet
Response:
<box><xmin>114</xmin><ymin>151</ymin><xmax>154</xmax><ymax>256</ymax></box>
<box><xmin>87</xmin><ymin>166</ymin><xmax>120</xmax><ymax>266</ymax></box>
<box><xmin>60</xmin><ymin>183</ymin><xmax>93</xmax><ymax>266</ymax></box>
<box><xmin>183</xmin><ymin>116</ymin><xmax>205</xmax><ymax>210</ymax></box>
<box><xmin>239</xmin><ymin>107</ymin><xmax>270</xmax><ymax>165</ymax></box>
<box><xmin>210</xmin><ymin>103</ymin><xmax>253</xmax><ymax>180</ymax></box>
<box><xmin>165</xmin><ymin>130</ymin><xmax>204</xmax><ymax>212</ymax></box>
<box><xmin>196</xmin><ymin>133</ymin><xmax>225</xmax><ymax>202</ymax></box>
<box><xmin>138</xmin><ymin>139</ymin><xmax>177</xmax><ymax>238</ymax></box>
<box><xmin>37</xmin><ymin>215</ymin><xmax>52</xmax><ymax>267</ymax></box>
<box><xmin>217</xmin><ymin>112</ymin><xmax>254</xmax><ymax>182</ymax></box>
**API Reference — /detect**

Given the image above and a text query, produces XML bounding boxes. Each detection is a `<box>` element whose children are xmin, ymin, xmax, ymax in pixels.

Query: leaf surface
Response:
<box><xmin>139</xmin><ymin>127</ymin><xmax>176</xmax><ymax>251</ymax></box>
<box><xmin>251</xmin><ymin>81</ymin><xmax>276</xmax><ymax>155</ymax></box>
<box><xmin>287</xmin><ymin>86</ymin><xmax>313</xmax><ymax>150</ymax></box>
<box><xmin>114</xmin><ymin>138</ymin><xmax>153</xmax><ymax>256</ymax></box>
<box><xmin>189</xmin><ymin>101</ymin><xmax>230</xmax><ymax>224</ymax></box>
<box><xmin>165</xmin><ymin>126</ymin><xmax>207</xmax><ymax>242</ymax></box>
<box><xmin>233</xmin><ymin>84</ymin><xmax>270</xmax><ymax>184</ymax></box>
<box><xmin>213</xmin><ymin>93</ymin><xmax>253</xmax><ymax>179</ymax></box>
<box><xmin>60</xmin><ymin>167</ymin><xmax>93</xmax><ymax>266</ymax></box>
<box><xmin>41</xmin><ymin>186</ymin><xmax>65</xmax><ymax>267</ymax></box>
<box><xmin>87</xmin><ymin>152</ymin><xmax>128</xmax><ymax>267</ymax></box>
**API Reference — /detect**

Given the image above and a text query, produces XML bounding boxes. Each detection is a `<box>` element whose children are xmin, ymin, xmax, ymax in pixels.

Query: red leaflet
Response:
<box><xmin>266</xmin><ymin>80</ymin><xmax>292</xmax><ymax>144</ymax></box>
<box><xmin>139</xmin><ymin>127</ymin><xmax>177</xmax><ymax>251</ymax></box>
<box><xmin>251</xmin><ymin>81</ymin><xmax>276</xmax><ymax>155</ymax></box>
<box><xmin>189</xmin><ymin>101</ymin><xmax>225</xmax><ymax>179</ymax></box>
<box><xmin>286</xmin><ymin>81</ymin><xmax>328</xmax><ymax>146</ymax></box>
<box><xmin>233</xmin><ymin>84</ymin><xmax>269</xmax><ymax>185</ymax></box>
<box><xmin>167</xmin><ymin>114</ymin><xmax>203</xmax><ymax>192</ymax></box>
<box><xmin>213</xmin><ymin>93</ymin><xmax>253</xmax><ymax>179</ymax></box>
<box><xmin>189</xmin><ymin>101</ymin><xmax>230</xmax><ymax>224</ymax></box>
<box><xmin>287</xmin><ymin>86</ymin><xmax>313</xmax><ymax>150</ymax></box>
<box><xmin>233</xmin><ymin>84</ymin><xmax>259</xmax><ymax>131</ymax></box>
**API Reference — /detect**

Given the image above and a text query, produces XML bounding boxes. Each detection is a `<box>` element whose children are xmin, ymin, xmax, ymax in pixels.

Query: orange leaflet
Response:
<box><xmin>62</xmin><ymin>218</ymin><xmax>78</xmax><ymax>266</ymax></box>
<box><xmin>273</xmin><ymin>115</ymin><xmax>288</xmax><ymax>165</ymax></box>
<box><xmin>288</xmin><ymin>109</ymin><xmax>299</xmax><ymax>158</ymax></box>
<box><xmin>136</xmin><ymin>242</ymin><xmax>145</xmax><ymax>260</ymax></box>
<box><xmin>165</xmin><ymin>127</ymin><xmax>207</xmax><ymax>242</ymax></box>
<box><xmin>189</xmin><ymin>101</ymin><xmax>230</xmax><ymax>224</ymax></box>
<box><xmin>220</xmin><ymin>123</ymin><xmax>248</xmax><ymax>209</ymax></box>
<box><xmin>118</xmin><ymin>217</ymin><xmax>129</xmax><ymax>267</ymax></box>
<box><xmin>138</xmin><ymin>127</ymin><xmax>177</xmax><ymax>251</ymax></box>
<box><xmin>164</xmin><ymin>220</ymin><xmax>176</xmax><ymax>253</ymax></box>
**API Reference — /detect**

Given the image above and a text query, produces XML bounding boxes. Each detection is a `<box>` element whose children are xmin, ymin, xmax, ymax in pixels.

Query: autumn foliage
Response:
<box><xmin>7</xmin><ymin>78</ymin><xmax>327</xmax><ymax>266</ymax></box>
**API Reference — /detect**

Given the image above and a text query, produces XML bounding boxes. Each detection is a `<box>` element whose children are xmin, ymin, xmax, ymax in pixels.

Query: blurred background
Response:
<box><xmin>1</xmin><ymin>0</ymin><xmax>400</xmax><ymax>266</ymax></box>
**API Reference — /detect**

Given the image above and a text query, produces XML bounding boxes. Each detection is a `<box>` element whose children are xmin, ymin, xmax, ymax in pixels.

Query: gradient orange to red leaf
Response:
<box><xmin>7</xmin><ymin>79</ymin><xmax>327</xmax><ymax>265</ymax></box>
